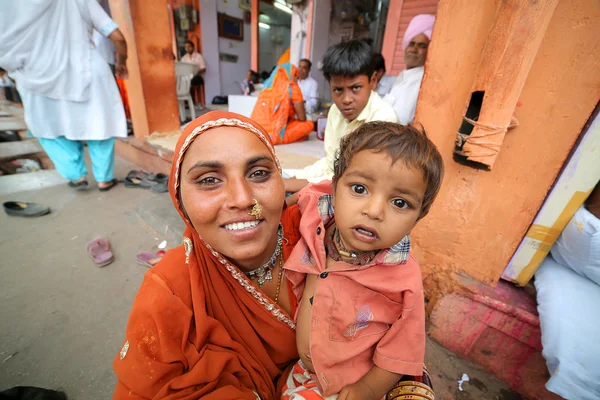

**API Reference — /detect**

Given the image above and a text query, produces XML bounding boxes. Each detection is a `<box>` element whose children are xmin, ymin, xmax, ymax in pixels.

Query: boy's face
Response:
<box><xmin>332</xmin><ymin>150</ymin><xmax>427</xmax><ymax>253</ymax></box>
<box><xmin>329</xmin><ymin>74</ymin><xmax>376</xmax><ymax>122</ymax></box>
<box><xmin>185</xmin><ymin>43</ymin><xmax>194</xmax><ymax>55</ymax></box>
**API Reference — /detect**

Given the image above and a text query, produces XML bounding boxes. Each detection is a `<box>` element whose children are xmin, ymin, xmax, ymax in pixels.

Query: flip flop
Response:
<box><xmin>68</xmin><ymin>180</ymin><xmax>89</xmax><ymax>191</ymax></box>
<box><xmin>87</xmin><ymin>237</ymin><xmax>114</xmax><ymax>267</ymax></box>
<box><xmin>136</xmin><ymin>251</ymin><xmax>163</xmax><ymax>268</ymax></box>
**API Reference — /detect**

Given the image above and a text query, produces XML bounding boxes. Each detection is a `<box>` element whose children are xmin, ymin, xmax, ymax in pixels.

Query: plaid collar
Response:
<box><xmin>317</xmin><ymin>194</ymin><xmax>411</xmax><ymax>265</ymax></box>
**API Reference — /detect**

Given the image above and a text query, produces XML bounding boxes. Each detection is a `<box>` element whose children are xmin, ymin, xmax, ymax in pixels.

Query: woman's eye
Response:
<box><xmin>392</xmin><ymin>198</ymin><xmax>409</xmax><ymax>209</ymax></box>
<box><xmin>198</xmin><ymin>176</ymin><xmax>219</xmax><ymax>186</ymax></box>
<box><xmin>351</xmin><ymin>184</ymin><xmax>367</xmax><ymax>194</ymax></box>
<box><xmin>250</xmin><ymin>169</ymin><xmax>270</xmax><ymax>180</ymax></box>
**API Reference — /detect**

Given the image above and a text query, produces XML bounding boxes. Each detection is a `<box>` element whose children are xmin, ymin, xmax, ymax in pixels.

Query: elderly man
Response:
<box><xmin>297</xmin><ymin>58</ymin><xmax>319</xmax><ymax>114</ymax></box>
<box><xmin>384</xmin><ymin>14</ymin><xmax>435</xmax><ymax>124</ymax></box>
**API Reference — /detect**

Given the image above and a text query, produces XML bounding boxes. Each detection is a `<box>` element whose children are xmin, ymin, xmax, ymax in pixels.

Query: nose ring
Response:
<box><xmin>248</xmin><ymin>199</ymin><xmax>262</xmax><ymax>220</ymax></box>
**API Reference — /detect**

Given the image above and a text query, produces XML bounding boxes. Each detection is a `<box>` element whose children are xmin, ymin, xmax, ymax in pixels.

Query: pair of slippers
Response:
<box><xmin>69</xmin><ymin>179</ymin><xmax>118</xmax><ymax>192</ymax></box>
<box><xmin>124</xmin><ymin>170</ymin><xmax>168</xmax><ymax>193</ymax></box>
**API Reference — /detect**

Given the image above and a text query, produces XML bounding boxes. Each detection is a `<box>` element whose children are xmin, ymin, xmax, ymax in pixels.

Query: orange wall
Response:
<box><xmin>109</xmin><ymin>0</ymin><xmax>180</xmax><ymax>138</ymax></box>
<box><xmin>411</xmin><ymin>0</ymin><xmax>600</xmax><ymax>300</ymax></box>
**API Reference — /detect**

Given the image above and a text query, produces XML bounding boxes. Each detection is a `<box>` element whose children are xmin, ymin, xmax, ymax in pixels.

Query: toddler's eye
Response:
<box><xmin>392</xmin><ymin>198</ymin><xmax>409</xmax><ymax>209</ymax></box>
<box><xmin>351</xmin><ymin>184</ymin><xmax>367</xmax><ymax>194</ymax></box>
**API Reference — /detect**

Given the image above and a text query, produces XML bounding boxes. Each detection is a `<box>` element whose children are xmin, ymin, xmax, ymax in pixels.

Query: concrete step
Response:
<box><xmin>0</xmin><ymin>139</ymin><xmax>43</xmax><ymax>159</ymax></box>
<box><xmin>0</xmin><ymin>169</ymin><xmax>66</xmax><ymax>196</ymax></box>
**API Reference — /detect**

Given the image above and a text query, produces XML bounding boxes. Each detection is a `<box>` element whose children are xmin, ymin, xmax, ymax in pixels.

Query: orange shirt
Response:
<box><xmin>284</xmin><ymin>181</ymin><xmax>426</xmax><ymax>396</ymax></box>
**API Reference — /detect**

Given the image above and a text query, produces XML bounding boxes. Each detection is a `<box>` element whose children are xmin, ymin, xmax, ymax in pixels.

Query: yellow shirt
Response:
<box><xmin>294</xmin><ymin>91</ymin><xmax>398</xmax><ymax>182</ymax></box>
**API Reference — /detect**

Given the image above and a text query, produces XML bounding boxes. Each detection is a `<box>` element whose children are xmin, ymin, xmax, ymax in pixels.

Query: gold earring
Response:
<box><xmin>248</xmin><ymin>199</ymin><xmax>262</xmax><ymax>220</ymax></box>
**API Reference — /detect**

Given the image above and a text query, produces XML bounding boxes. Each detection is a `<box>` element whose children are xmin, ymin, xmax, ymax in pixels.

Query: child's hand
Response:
<box><xmin>338</xmin><ymin>381</ymin><xmax>376</xmax><ymax>400</ymax></box>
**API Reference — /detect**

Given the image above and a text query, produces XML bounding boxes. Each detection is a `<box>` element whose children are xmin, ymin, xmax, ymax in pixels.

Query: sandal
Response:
<box><xmin>98</xmin><ymin>179</ymin><xmax>118</xmax><ymax>192</ymax></box>
<box><xmin>125</xmin><ymin>170</ymin><xmax>146</xmax><ymax>188</ymax></box>
<box><xmin>87</xmin><ymin>237</ymin><xmax>114</xmax><ymax>267</ymax></box>
<box><xmin>68</xmin><ymin>179</ymin><xmax>89</xmax><ymax>191</ymax></box>
<box><xmin>136</xmin><ymin>251</ymin><xmax>164</xmax><ymax>268</ymax></box>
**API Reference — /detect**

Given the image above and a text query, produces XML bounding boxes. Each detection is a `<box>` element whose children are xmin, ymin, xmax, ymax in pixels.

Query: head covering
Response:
<box><xmin>114</xmin><ymin>111</ymin><xmax>301</xmax><ymax>399</ymax></box>
<box><xmin>402</xmin><ymin>14</ymin><xmax>436</xmax><ymax>52</ymax></box>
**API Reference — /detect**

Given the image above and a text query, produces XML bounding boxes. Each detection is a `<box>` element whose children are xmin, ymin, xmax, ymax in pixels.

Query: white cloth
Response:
<box><xmin>383</xmin><ymin>66</ymin><xmax>425</xmax><ymax>124</ymax></box>
<box><xmin>2</xmin><ymin>0</ymin><xmax>125</xmax><ymax>140</ymax></box>
<box><xmin>0</xmin><ymin>0</ymin><xmax>116</xmax><ymax>102</ymax></box>
<box><xmin>376</xmin><ymin>75</ymin><xmax>395</xmax><ymax>97</ymax></box>
<box><xmin>535</xmin><ymin>257</ymin><xmax>600</xmax><ymax>400</ymax></box>
<box><xmin>93</xmin><ymin>29</ymin><xmax>116</xmax><ymax>66</ymax></box>
<box><xmin>181</xmin><ymin>52</ymin><xmax>206</xmax><ymax>75</ymax></box>
<box><xmin>551</xmin><ymin>206</ymin><xmax>600</xmax><ymax>285</ymax></box>
<box><xmin>534</xmin><ymin>206</ymin><xmax>600</xmax><ymax>400</ymax></box>
<box><xmin>297</xmin><ymin>76</ymin><xmax>318</xmax><ymax>114</ymax></box>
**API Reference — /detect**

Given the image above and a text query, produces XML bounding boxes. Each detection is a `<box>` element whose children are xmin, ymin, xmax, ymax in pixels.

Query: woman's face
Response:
<box><xmin>179</xmin><ymin>126</ymin><xmax>285</xmax><ymax>271</ymax></box>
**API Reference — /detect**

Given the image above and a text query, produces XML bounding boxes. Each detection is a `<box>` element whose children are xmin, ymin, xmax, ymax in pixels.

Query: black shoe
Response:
<box><xmin>3</xmin><ymin>201</ymin><xmax>50</xmax><ymax>217</ymax></box>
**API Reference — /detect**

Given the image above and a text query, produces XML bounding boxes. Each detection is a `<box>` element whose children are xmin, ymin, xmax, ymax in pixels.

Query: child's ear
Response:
<box><xmin>369</xmin><ymin>72</ymin><xmax>378</xmax><ymax>87</ymax></box>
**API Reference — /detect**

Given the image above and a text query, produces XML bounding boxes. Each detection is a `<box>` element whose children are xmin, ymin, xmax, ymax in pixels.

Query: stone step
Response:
<box><xmin>0</xmin><ymin>169</ymin><xmax>66</xmax><ymax>196</ymax></box>
<box><xmin>0</xmin><ymin>139</ymin><xmax>43</xmax><ymax>160</ymax></box>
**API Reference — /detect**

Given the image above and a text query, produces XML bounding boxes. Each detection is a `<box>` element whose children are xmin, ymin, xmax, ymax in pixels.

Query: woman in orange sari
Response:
<box><xmin>113</xmin><ymin>111</ymin><xmax>301</xmax><ymax>399</ymax></box>
<box><xmin>251</xmin><ymin>63</ymin><xmax>314</xmax><ymax>145</ymax></box>
<box><xmin>113</xmin><ymin>111</ymin><xmax>435</xmax><ymax>399</ymax></box>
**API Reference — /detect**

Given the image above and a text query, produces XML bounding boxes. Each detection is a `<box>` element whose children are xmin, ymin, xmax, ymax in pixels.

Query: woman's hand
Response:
<box><xmin>337</xmin><ymin>381</ymin><xmax>377</xmax><ymax>400</ymax></box>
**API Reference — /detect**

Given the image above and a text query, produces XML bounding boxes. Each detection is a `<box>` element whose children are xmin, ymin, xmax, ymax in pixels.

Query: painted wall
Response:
<box><xmin>411</xmin><ymin>0</ymin><xmax>600</xmax><ymax>303</ymax></box>
<box><xmin>109</xmin><ymin>0</ymin><xmax>180</xmax><ymax>138</ymax></box>
<box><xmin>289</xmin><ymin>4</ymin><xmax>308</xmax><ymax>67</ymax></box>
<box><xmin>200</xmin><ymin>0</ymin><xmax>221</xmax><ymax>102</ymax></box>
<box><xmin>309</xmin><ymin>0</ymin><xmax>331</xmax><ymax>103</ymax></box>
<box><xmin>217</xmin><ymin>1</ymin><xmax>252</xmax><ymax>96</ymax></box>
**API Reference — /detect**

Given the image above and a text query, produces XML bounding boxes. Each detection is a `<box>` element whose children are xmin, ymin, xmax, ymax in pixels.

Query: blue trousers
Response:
<box><xmin>37</xmin><ymin>137</ymin><xmax>115</xmax><ymax>183</ymax></box>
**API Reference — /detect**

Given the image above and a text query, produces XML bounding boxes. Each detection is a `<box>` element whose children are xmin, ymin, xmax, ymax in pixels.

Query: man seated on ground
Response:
<box><xmin>297</xmin><ymin>58</ymin><xmax>319</xmax><ymax>114</ymax></box>
<box><xmin>283</xmin><ymin>39</ymin><xmax>398</xmax><ymax>205</ymax></box>
<box><xmin>384</xmin><ymin>14</ymin><xmax>435</xmax><ymax>124</ymax></box>
<box><xmin>181</xmin><ymin>40</ymin><xmax>206</xmax><ymax>101</ymax></box>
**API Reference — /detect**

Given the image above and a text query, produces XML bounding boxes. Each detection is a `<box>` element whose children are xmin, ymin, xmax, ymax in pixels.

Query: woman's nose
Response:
<box><xmin>225</xmin><ymin>176</ymin><xmax>254</xmax><ymax>210</ymax></box>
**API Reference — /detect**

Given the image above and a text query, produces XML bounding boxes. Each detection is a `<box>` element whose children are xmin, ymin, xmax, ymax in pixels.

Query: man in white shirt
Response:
<box><xmin>384</xmin><ymin>14</ymin><xmax>435</xmax><ymax>124</ymax></box>
<box><xmin>297</xmin><ymin>59</ymin><xmax>319</xmax><ymax>114</ymax></box>
<box><xmin>181</xmin><ymin>40</ymin><xmax>206</xmax><ymax>87</ymax></box>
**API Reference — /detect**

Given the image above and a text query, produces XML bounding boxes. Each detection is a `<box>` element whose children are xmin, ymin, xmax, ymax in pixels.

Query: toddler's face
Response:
<box><xmin>332</xmin><ymin>150</ymin><xmax>426</xmax><ymax>252</ymax></box>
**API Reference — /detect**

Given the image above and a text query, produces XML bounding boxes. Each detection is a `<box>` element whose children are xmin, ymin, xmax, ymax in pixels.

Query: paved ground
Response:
<box><xmin>0</xmin><ymin>155</ymin><xmax>519</xmax><ymax>399</ymax></box>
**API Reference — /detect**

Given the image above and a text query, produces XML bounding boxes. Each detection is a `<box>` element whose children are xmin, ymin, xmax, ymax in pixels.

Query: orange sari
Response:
<box><xmin>113</xmin><ymin>112</ymin><xmax>301</xmax><ymax>399</ymax></box>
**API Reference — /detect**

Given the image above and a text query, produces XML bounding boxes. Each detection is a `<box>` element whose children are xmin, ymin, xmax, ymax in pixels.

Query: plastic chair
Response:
<box><xmin>176</xmin><ymin>74</ymin><xmax>195</xmax><ymax>122</ymax></box>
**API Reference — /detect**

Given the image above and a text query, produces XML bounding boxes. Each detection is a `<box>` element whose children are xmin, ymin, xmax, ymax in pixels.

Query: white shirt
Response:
<box><xmin>181</xmin><ymin>52</ymin><xmax>206</xmax><ymax>75</ymax></box>
<box><xmin>376</xmin><ymin>75</ymin><xmax>395</xmax><ymax>97</ymax></box>
<box><xmin>93</xmin><ymin>29</ymin><xmax>116</xmax><ymax>65</ymax></box>
<box><xmin>293</xmin><ymin>91</ymin><xmax>398</xmax><ymax>182</ymax></box>
<box><xmin>297</xmin><ymin>76</ymin><xmax>318</xmax><ymax>114</ymax></box>
<box><xmin>383</xmin><ymin>66</ymin><xmax>425</xmax><ymax>124</ymax></box>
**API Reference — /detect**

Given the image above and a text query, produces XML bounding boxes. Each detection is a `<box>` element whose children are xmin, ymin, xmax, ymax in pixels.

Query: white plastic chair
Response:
<box><xmin>176</xmin><ymin>73</ymin><xmax>195</xmax><ymax>122</ymax></box>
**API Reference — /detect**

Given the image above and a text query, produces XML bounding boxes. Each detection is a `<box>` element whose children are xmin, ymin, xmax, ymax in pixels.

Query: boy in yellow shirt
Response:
<box><xmin>284</xmin><ymin>39</ymin><xmax>397</xmax><ymax>204</ymax></box>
